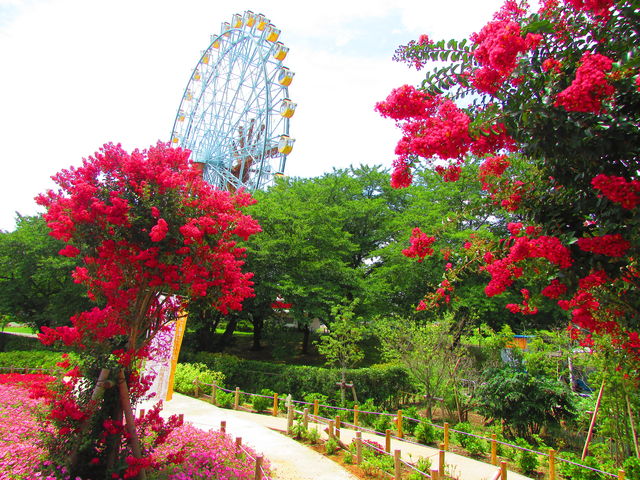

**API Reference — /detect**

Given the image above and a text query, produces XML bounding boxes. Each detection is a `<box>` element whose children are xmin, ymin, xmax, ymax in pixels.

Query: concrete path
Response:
<box><xmin>138</xmin><ymin>393</ymin><xmax>533</xmax><ymax>480</ymax></box>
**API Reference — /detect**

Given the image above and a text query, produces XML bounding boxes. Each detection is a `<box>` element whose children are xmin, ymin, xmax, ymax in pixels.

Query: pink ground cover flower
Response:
<box><xmin>0</xmin><ymin>381</ymin><xmax>54</xmax><ymax>479</ymax></box>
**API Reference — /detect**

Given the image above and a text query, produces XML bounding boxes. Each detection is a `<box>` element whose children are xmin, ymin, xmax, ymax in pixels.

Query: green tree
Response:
<box><xmin>0</xmin><ymin>215</ymin><xmax>90</xmax><ymax>331</ymax></box>
<box><xmin>315</xmin><ymin>299</ymin><xmax>365</xmax><ymax>403</ymax></box>
<box><xmin>476</xmin><ymin>366</ymin><xmax>576</xmax><ymax>440</ymax></box>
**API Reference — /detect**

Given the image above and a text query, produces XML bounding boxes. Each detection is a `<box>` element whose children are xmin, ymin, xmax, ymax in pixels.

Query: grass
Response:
<box><xmin>1</xmin><ymin>326</ymin><xmax>36</xmax><ymax>335</ymax></box>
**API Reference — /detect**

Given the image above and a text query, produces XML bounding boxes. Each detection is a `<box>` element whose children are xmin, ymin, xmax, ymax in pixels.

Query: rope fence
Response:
<box><xmin>192</xmin><ymin>376</ymin><xmax>629</xmax><ymax>480</ymax></box>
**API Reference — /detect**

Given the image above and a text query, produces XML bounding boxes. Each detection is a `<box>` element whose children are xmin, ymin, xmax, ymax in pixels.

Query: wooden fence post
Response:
<box><xmin>354</xmin><ymin>404</ymin><xmax>359</xmax><ymax>428</ymax></box>
<box><xmin>385</xmin><ymin>429</ymin><xmax>391</xmax><ymax>453</ymax></box>
<box><xmin>178</xmin><ymin>413</ymin><xmax>184</xmax><ymax>426</ymax></box>
<box><xmin>220</xmin><ymin>420</ymin><xmax>226</xmax><ymax>433</ymax></box>
<box><xmin>619</xmin><ymin>470</ymin><xmax>625</xmax><ymax>480</ymax></box>
<box><xmin>439</xmin><ymin>444</ymin><xmax>445</xmax><ymax>475</ymax></box>
<box><xmin>235</xmin><ymin>437</ymin><xmax>242</xmax><ymax>459</ymax></box>
<box><xmin>491</xmin><ymin>433</ymin><xmax>498</xmax><ymax>465</ymax></box>
<box><xmin>397</xmin><ymin>409</ymin><xmax>403</xmax><ymax>438</ymax></box>
<box><xmin>444</xmin><ymin>422</ymin><xmax>450</xmax><ymax>450</ymax></box>
<box><xmin>234</xmin><ymin>387</ymin><xmax>240</xmax><ymax>410</ymax></box>
<box><xmin>211</xmin><ymin>381</ymin><xmax>217</xmax><ymax>406</ymax></box>
<box><xmin>501</xmin><ymin>461</ymin><xmax>508</xmax><ymax>480</ymax></box>
<box><xmin>335</xmin><ymin>415</ymin><xmax>341</xmax><ymax>440</ymax></box>
<box><xmin>549</xmin><ymin>448</ymin><xmax>556</xmax><ymax>480</ymax></box>
<box><xmin>272</xmin><ymin>393</ymin><xmax>279</xmax><ymax>416</ymax></box>
<box><xmin>193</xmin><ymin>378</ymin><xmax>200</xmax><ymax>398</ymax></box>
<box><xmin>313</xmin><ymin>398</ymin><xmax>319</xmax><ymax>417</ymax></box>
<box><xmin>138</xmin><ymin>409</ymin><xmax>145</xmax><ymax>420</ymax></box>
<box><xmin>431</xmin><ymin>468</ymin><xmax>439</xmax><ymax>480</ymax></box>
<box><xmin>329</xmin><ymin>419</ymin><xmax>335</xmax><ymax>437</ymax></box>
<box><xmin>394</xmin><ymin>449</ymin><xmax>401</xmax><ymax>480</ymax></box>
<box><xmin>356</xmin><ymin>431</ymin><xmax>362</xmax><ymax>465</ymax></box>
<box><xmin>287</xmin><ymin>404</ymin><xmax>294</xmax><ymax>434</ymax></box>
<box><xmin>254</xmin><ymin>455</ymin><xmax>263</xmax><ymax>480</ymax></box>
<box><xmin>303</xmin><ymin>407</ymin><xmax>309</xmax><ymax>429</ymax></box>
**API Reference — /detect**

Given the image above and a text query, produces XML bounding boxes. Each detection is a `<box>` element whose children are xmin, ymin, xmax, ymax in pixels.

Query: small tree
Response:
<box><xmin>315</xmin><ymin>300</ymin><xmax>365</xmax><ymax>404</ymax></box>
<box><xmin>35</xmin><ymin>142</ymin><xmax>260</xmax><ymax>479</ymax></box>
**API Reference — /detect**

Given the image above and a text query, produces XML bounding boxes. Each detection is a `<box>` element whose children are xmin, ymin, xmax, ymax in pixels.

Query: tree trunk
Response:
<box><xmin>251</xmin><ymin>314</ymin><xmax>264</xmax><ymax>351</ymax></box>
<box><xmin>301</xmin><ymin>324</ymin><xmax>310</xmax><ymax>355</ymax></box>
<box><xmin>215</xmin><ymin>316</ymin><xmax>238</xmax><ymax>351</ymax></box>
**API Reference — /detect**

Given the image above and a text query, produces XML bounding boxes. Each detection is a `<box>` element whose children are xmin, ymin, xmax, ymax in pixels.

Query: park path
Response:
<box><xmin>138</xmin><ymin>393</ymin><xmax>533</xmax><ymax>480</ymax></box>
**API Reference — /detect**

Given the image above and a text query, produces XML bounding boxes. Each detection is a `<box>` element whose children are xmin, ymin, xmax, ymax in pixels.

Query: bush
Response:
<box><xmin>408</xmin><ymin>457</ymin><xmax>432</xmax><ymax>480</ymax></box>
<box><xmin>515</xmin><ymin>438</ymin><xmax>538</xmax><ymax>474</ymax></box>
<box><xmin>251</xmin><ymin>389</ymin><xmax>275</xmax><ymax>413</ymax></box>
<box><xmin>191</xmin><ymin>352</ymin><xmax>412</xmax><ymax>408</ymax></box>
<box><xmin>402</xmin><ymin>406</ymin><xmax>419</xmax><ymax>435</ymax></box>
<box><xmin>357</xmin><ymin>398</ymin><xmax>379</xmax><ymax>428</ymax></box>
<box><xmin>173</xmin><ymin>363</ymin><xmax>225</xmax><ymax>397</ymax></box>
<box><xmin>216</xmin><ymin>391</ymin><xmax>233</xmax><ymax>409</ymax></box>
<box><xmin>372</xmin><ymin>412</ymin><xmax>392</xmax><ymax>433</ymax></box>
<box><xmin>305</xmin><ymin>427</ymin><xmax>320</xmax><ymax>445</ymax></box>
<box><xmin>0</xmin><ymin>350</ymin><xmax>71</xmax><ymax>371</ymax></box>
<box><xmin>415</xmin><ymin>421</ymin><xmax>438</xmax><ymax>445</ymax></box>
<box><xmin>454</xmin><ymin>422</ymin><xmax>487</xmax><ymax>457</ymax></box>
<box><xmin>624</xmin><ymin>457</ymin><xmax>640</xmax><ymax>480</ymax></box>
<box><xmin>325</xmin><ymin>437</ymin><xmax>339</xmax><ymax>455</ymax></box>
<box><xmin>558</xmin><ymin>452</ymin><xmax>606</xmax><ymax>480</ymax></box>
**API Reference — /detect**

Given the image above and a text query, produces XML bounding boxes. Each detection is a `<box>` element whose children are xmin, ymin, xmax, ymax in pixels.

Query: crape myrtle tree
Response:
<box><xmin>377</xmin><ymin>0</ymin><xmax>640</xmax><ymax>367</ymax></box>
<box><xmin>35</xmin><ymin>142</ymin><xmax>260</xmax><ymax>479</ymax></box>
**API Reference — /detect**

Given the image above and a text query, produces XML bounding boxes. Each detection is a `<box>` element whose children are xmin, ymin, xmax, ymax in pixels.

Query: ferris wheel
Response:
<box><xmin>170</xmin><ymin>11</ymin><xmax>296</xmax><ymax>191</ymax></box>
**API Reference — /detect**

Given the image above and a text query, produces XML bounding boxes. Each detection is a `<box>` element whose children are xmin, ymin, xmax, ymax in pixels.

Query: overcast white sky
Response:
<box><xmin>0</xmin><ymin>0</ymin><xmax>505</xmax><ymax>232</ymax></box>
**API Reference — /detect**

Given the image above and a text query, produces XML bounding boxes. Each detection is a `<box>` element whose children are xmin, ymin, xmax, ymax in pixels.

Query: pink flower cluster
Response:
<box><xmin>469</xmin><ymin>19</ymin><xmax>541</xmax><ymax>94</ymax></box>
<box><xmin>591</xmin><ymin>173</ymin><xmax>640</xmax><ymax>209</ymax></box>
<box><xmin>564</xmin><ymin>0</ymin><xmax>615</xmax><ymax>19</ymax></box>
<box><xmin>506</xmin><ymin>288</ymin><xmax>538</xmax><ymax>315</ymax></box>
<box><xmin>402</xmin><ymin>227</ymin><xmax>437</xmax><ymax>262</ymax></box>
<box><xmin>483</xmin><ymin>235</ymin><xmax>572</xmax><ymax>297</ymax></box>
<box><xmin>555</xmin><ymin>53</ymin><xmax>615</xmax><ymax>113</ymax></box>
<box><xmin>577</xmin><ymin>233</ymin><xmax>631</xmax><ymax>257</ymax></box>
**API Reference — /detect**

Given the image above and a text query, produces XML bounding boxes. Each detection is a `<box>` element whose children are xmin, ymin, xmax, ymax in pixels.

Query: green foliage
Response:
<box><xmin>372</xmin><ymin>413</ymin><xmax>392</xmax><ymax>433</ymax></box>
<box><xmin>216</xmin><ymin>391</ymin><xmax>233</xmax><ymax>409</ymax></box>
<box><xmin>290</xmin><ymin>419</ymin><xmax>307</xmax><ymax>440</ymax></box>
<box><xmin>623</xmin><ymin>457</ymin><xmax>640</xmax><ymax>480</ymax></box>
<box><xmin>0</xmin><ymin>350</ymin><xmax>72</xmax><ymax>370</ymax></box>
<box><xmin>305</xmin><ymin>427</ymin><xmax>320</xmax><ymax>445</ymax></box>
<box><xmin>408</xmin><ymin>457</ymin><xmax>432</xmax><ymax>480</ymax></box>
<box><xmin>190</xmin><ymin>352</ymin><xmax>412</xmax><ymax>408</ymax></box>
<box><xmin>325</xmin><ymin>436</ymin><xmax>340</xmax><ymax>455</ymax></box>
<box><xmin>514</xmin><ymin>438</ymin><xmax>539</xmax><ymax>475</ymax></box>
<box><xmin>251</xmin><ymin>389</ymin><xmax>275</xmax><ymax>413</ymax></box>
<box><xmin>0</xmin><ymin>215</ymin><xmax>91</xmax><ymax>332</ymax></box>
<box><xmin>453</xmin><ymin>422</ymin><xmax>487</xmax><ymax>457</ymax></box>
<box><xmin>476</xmin><ymin>366</ymin><xmax>576</xmax><ymax>439</ymax></box>
<box><xmin>173</xmin><ymin>363</ymin><xmax>225</xmax><ymax>397</ymax></box>
<box><xmin>414</xmin><ymin>421</ymin><xmax>439</xmax><ymax>445</ymax></box>
<box><xmin>402</xmin><ymin>406</ymin><xmax>419</xmax><ymax>435</ymax></box>
<box><xmin>558</xmin><ymin>453</ymin><xmax>606</xmax><ymax>480</ymax></box>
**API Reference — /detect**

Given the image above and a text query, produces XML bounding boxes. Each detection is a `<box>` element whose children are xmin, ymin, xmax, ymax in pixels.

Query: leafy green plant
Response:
<box><xmin>290</xmin><ymin>420</ymin><xmax>307</xmax><ymax>440</ymax></box>
<box><xmin>173</xmin><ymin>363</ymin><xmax>225</xmax><ymax>397</ymax></box>
<box><xmin>623</xmin><ymin>457</ymin><xmax>640</xmax><ymax>480</ymax></box>
<box><xmin>515</xmin><ymin>438</ymin><xmax>538</xmax><ymax>475</ymax></box>
<box><xmin>414</xmin><ymin>421</ymin><xmax>438</xmax><ymax>445</ymax></box>
<box><xmin>373</xmin><ymin>412</ymin><xmax>392</xmax><ymax>433</ymax></box>
<box><xmin>216</xmin><ymin>391</ymin><xmax>233</xmax><ymax>409</ymax></box>
<box><xmin>305</xmin><ymin>427</ymin><xmax>320</xmax><ymax>445</ymax></box>
<box><xmin>325</xmin><ymin>436</ymin><xmax>340</xmax><ymax>455</ymax></box>
<box><xmin>251</xmin><ymin>389</ymin><xmax>275</xmax><ymax>413</ymax></box>
<box><xmin>558</xmin><ymin>452</ymin><xmax>605</xmax><ymax>480</ymax></box>
<box><xmin>408</xmin><ymin>457</ymin><xmax>432</xmax><ymax>480</ymax></box>
<box><xmin>453</xmin><ymin>422</ymin><xmax>487</xmax><ymax>457</ymax></box>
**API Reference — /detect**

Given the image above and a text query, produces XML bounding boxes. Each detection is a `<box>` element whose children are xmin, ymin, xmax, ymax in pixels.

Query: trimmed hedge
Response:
<box><xmin>0</xmin><ymin>350</ymin><xmax>69</xmax><ymax>371</ymax></box>
<box><xmin>189</xmin><ymin>352</ymin><xmax>414</xmax><ymax>408</ymax></box>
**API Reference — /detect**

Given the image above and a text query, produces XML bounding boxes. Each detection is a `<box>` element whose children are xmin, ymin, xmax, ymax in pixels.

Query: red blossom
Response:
<box><xmin>149</xmin><ymin>218</ymin><xmax>169</xmax><ymax>242</ymax></box>
<box><xmin>390</xmin><ymin>157</ymin><xmax>413</xmax><ymax>189</ymax></box>
<box><xmin>59</xmin><ymin>244</ymin><xmax>80</xmax><ymax>257</ymax></box>
<box><xmin>555</xmin><ymin>53</ymin><xmax>615</xmax><ymax>113</ymax></box>
<box><xmin>542</xmin><ymin>279</ymin><xmax>568</xmax><ymax>298</ymax></box>
<box><xmin>403</xmin><ymin>227</ymin><xmax>436</xmax><ymax>261</ymax></box>
<box><xmin>577</xmin><ymin>234</ymin><xmax>631</xmax><ymax>257</ymax></box>
<box><xmin>591</xmin><ymin>174</ymin><xmax>640</xmax><ymax>210</ymax></box>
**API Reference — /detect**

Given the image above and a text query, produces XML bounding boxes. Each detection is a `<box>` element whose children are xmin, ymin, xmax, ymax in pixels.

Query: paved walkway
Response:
<box><xmin>138</xmin><ymin>393</ymin><xmax>533</xmax><ymax>480</ymax></box>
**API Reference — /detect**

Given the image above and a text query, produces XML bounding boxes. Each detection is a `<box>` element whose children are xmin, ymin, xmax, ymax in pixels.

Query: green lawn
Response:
<box><xmin>2</xmin><ymin>326</ymin><xmax>36</xmax><ymax>334</ymax></box>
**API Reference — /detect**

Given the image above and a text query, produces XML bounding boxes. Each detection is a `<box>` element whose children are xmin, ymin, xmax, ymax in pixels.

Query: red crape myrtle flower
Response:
<box><xmin>555</xmin><ymin>52</ymin><xmax>615</xmax><ymax>113</ymax></box>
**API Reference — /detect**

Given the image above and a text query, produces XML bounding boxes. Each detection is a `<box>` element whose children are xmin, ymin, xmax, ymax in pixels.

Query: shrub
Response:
<box><xmin>216</xmin><ymin>391</ymin><xmax>234</xmax><ymax>409</ymax></box>
<box><xmin>414</xmin><ymin>421</ymin><xmax>438</xmax><ymax>445</ymax></box>
<box><xmin>251</xmin><ymin>389</ymin><xmax>275</xmax><ymax>413</ymax></box>
<box><xmin>0</xmin><ymin>350</ymin><xmax>72</xmax><ymax>371</ymax></box>
<box><xmin>624</xmin><ymin>457</ymin><xmax>640</xmax><ymax>480</ymax></box>
<box><xmin>402</xmin><ymin>406</ymin><xmax>419</xmax><ymax>435</ymax></box>
<box><xmin>558</xmin><ymin>452</ymin><xmax>606</xmax><ymax>480</ymax></box>
<box><xmin>325</xmin><ymin>437</ymin><xmax>340</xmax><ymax>455</ymax></box>
<box><xmin>357</xmin><ymin>398</ymin><xmax>379</xmax><ymax>428</ymax></box>
<box><xmin>173</xmin><ymin>363</ymin><xmax>225</xmax><ymax>397</ymax></box>
<box><xmin>373</xmin><ymin>412</ymin><xmax>392</xmax><ymax>433</ymax></box>
<box><xmin>191</xmin><ymin>352</ymin><xmax>412</xmax><ymax>408</ymax></box>
<box><xmin>305</xmin><ymin>427</ymin><xmax>320</xmax><ymax>445</ymax></box>
<box><xmin>515</xmin><ymin>438</ymin><xmax>538</xmax><ymax>474</ymax></box>
<box><xmin>454</xmin><ymin>422</ymin><xmax>487</xmax><ymax>457</ymax></box>
<box><xmin>408</xmin><ymin>457</ymin><xmax>432</xmax><ymax>480</ymax></box>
